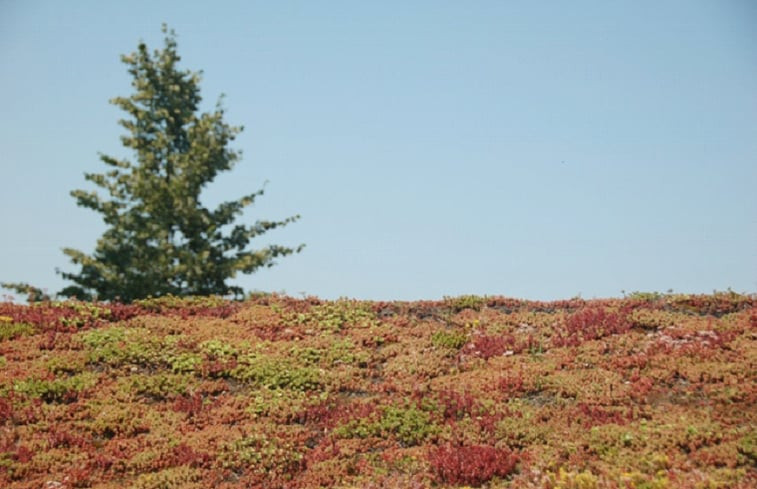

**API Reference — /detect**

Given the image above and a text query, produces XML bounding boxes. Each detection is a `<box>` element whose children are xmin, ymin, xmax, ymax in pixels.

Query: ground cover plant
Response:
<box><xmin>0</xmin><ymin>292</ymin><xmax>754</xmax><ymax>488</ymax></box>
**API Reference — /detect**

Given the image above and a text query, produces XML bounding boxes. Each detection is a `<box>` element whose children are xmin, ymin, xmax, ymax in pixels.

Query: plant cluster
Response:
<box><xmin>0</xmin><ymin>292</ymin><xmax>754</xmax><ymax>488</ymax></box>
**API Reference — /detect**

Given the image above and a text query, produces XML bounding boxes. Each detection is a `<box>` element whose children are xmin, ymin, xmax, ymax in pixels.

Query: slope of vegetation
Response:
<box><xmin>0</xmin><ymin>292</ymin><xmax>754</xmax><ymax>488</ymax></box>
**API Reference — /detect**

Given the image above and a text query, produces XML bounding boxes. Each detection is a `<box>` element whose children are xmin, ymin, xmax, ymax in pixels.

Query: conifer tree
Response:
<box><xmin>58</xmin><ymin>26</ymin><xmax>302</xmax><ymax>301</ymax></box>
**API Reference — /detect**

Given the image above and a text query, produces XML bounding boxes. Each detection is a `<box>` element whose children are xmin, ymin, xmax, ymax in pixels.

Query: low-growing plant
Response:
<box><xmin>290</xmin><ymin>346</ymin><xmax>323</xmax><ymax>366</ymax></box>
<box><xmin>428</xmin><ymin>443</ymin><xmax>519</xmax><ymax>486</ymax></box>
<box><xmin>737</xmin><ymin>430</ymin><xmax>757</xmax><ymax>465</ymax></box>
<box><xmin>435</xmin><ymin>389</ymin><xmax>481</xmax><ymax>421</ymax></box>
<box><xmin>169</xmin><ymin>352</ymin><xmax>203</xmax><ymax>374</ymax></box>
<box><xmin>283</xmin><ymin>300</ymin><xmax>379</xmax><ymax>332</ymax></box>
<box><xmin>553</xmin><ymin>306</ymin><xmax>631</xmax><ymax>347</ymax></box>
<box><xmin>467</xmin><ymin>333</ymin><xmax>518</xmax><ymax>359</ymax></box>
<box><xmin>135</xmin><ymin>294</ymin><xmax>228</xmax><ymax>312</ymax></box>
<box><xmin>624</xmin><ymin>291</ymin><xmax>666</xmax><ymax>302</ymax></box>
<box><xmin>89</xmin><ymin>402</ymin><xmax>149</xmax><ymax>438</ymax></box>
<box><xmin>45</xmin><ymin>352</ymin><xmax>87</xmax><ymax>375</ymax></box>
<box><xmin>130</xmin><ymin>465</ymin><xmax>203</xmax><ymax>489</ymax></box>
<box><xmin>80</xmin><ymin>326</ymin><xmax>166</xmax><ymax>367</ymax></box>
<box><xmin>326</xmin><ymin>338</ymin><xmax>369</xmax><ymax>367</ymax></box>
<box><xmin>0</xmin><ymin>293</ymin><xmax>754</xmax><ymax>488</ymax></box>
<box><xmin>217</xmin><ymin>432</ymin><xmax>304</xmax><ymax>478</ymax></box>
<box><xmin>121</xmin><ymin>373</ymin><xmax>192</xmax><ymax>400</ymax></box>
<box><xmin>200</xmin><ymin>338</ymin><xmax>238</xmax><ymax>358</ymax></box>
<box><xmin>335</xmin><ymin>404</ymin><xmax>439</xmax><ymax>446</ymax></box>
<box><xmin>544</xmin><ymin>467</ymin><xmax>600</xmax><ymax>489</ymax></box>
<box><xmin>13</xmin><ymin>372</ymin><xmax>98</xmax><ymax>403</ymax></box>
<box><xmin>446</xmin><ymin>295</ymin><xmax>488</xmax><ymax>312</ymax></box>
<box><xmin>231</xmin><ymin>353</ymin><xmax>322</xmax><ymax>390</ymax></box>
<box><xmin>172</xmin><ymin>392</ymin><xmax>207</xmax><ymax>418</ymax></box>
<box><xmin>431</xmin><ymin>330</ymin><xmax>468</xmax><ymax>350</ymax></box>
<box><xmin>0</xmin><ymin>321</ymin><xmax>35</xmax><ymax>341</ymax></box>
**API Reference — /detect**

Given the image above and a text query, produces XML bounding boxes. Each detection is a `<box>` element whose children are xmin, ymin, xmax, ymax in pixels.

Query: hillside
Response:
<box><xmin>0</xmin><ymin>293</ymin><xmax>755</xmax><ymax>488</ymax></box>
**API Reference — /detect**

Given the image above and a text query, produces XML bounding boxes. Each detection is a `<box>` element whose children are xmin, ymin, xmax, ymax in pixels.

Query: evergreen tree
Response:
<box><xmin>58</xmin><ymin>26</ymin><xmax>303</xmax><ymax>301</ymax></box>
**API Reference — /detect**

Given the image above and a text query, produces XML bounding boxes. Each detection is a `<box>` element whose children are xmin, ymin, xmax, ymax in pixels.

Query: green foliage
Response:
<box><xmin>290</xmin><ymin>346</ymin><xmax>323</xmax><ymax>366</ymax></box>
<box><xmin>45</xmin><ymin>353</ymin><xmax>86</xmax><ymax>374</ymax></box>
<box><xmin>737</xmin><ymin>430</ymin><xmax>757</xmax><ymax>465</ymax></box>
<box><xmin>200</xmin><ymin>339</ymin><xmax>237</xmax><ymax>358</ymax></box>
<box><xmin>80</xmin><ymin>326</ymin><xmax>164</xmax><ymax>366</ymax></box>
<box><xmin>546</xmin><ymin>468</ymin><xmax>600</xmax><ymax>489</ymax></box>
<box><xmin>169</xmin><ymin>352</ymin><xmax>202</xmax><ymax>374</ymax></box>
<box><xmin>623</xmin><ymin>290</ymin><xmax>666</xmax><ymax>302</ymax></box>
<box><xmin>325</xmin><ymin>338</ymin><xmax>369</xmax><ymax>366</ymax></box>
<box><xmin>0</xmin><ymin>282</ymin><xmax>51</xmax><ymax>303</ymax></box>
<box><xmin>288</xmin><ymin>339</ymin><xmax>370</xmax><ymax>370</ymax></box>
<box><xmin>231</xmin><ymin>353</ymin><xmax>322</xmax><ymax>390</ymax></box>
<box><xmin>89</xmin><ymin>401</ymin><xmax>149</xmax><ymax>438</ymax></box>
<box><xmin>130</xmin><ymin>466</ymin><xmax>203</xmax><ymax>489</ymax></box>
<box><xmin>446</xmin><ymin>294</ymin><xmax>488</xmax><ymax>311</ymax></box>
<box><xmin>58</xmin><ymin>25</ymin><xmax>303</xmax><ymax>301</ymax></box>
<box><xmin>283</xmin><ymin>300</ymin><xmax>378</xmax><ymax>332</ymax></box>
<box><xmin>379</xmin><ymin>405</ymin><xmax>440</xmax><ymax>446</ymax></box>
<box><xmin>335</xmin><ymin>404</ymin><xmax>439</xmax><ymax>446</ymax></box>
<box><xmin>13</xmin><ymin>372</ymin><xmax>98</xmax><ymax>402</ymax></box>
<box><xmin>0</xmin><ymin>321</ymin><xmax>36</xmax><ymax>341</ymax></box>
<box><xmin>218</xmin><ymin>432</ymin><xmax>304</xmax><ymax>476</ymax></box>
<box><xmin>431</xmin><ymin>330</ymin><xmax>468</xmax><ymax>349</ymax></box>
<box><xmin>246</xmin><ymin>388</ymin><xmax>326</xmax><ymax>420</ymax></box>
<box><xmin>122</xmin><ymin>373</ymin><xmax>191</xmax><ymax>399</ymax></box>
<box><xmin>135</xmin><ymin>294</ymin><xmax>227</xmax><ymax>311</ymax></box>
<box><xmin>55</xmin><ymin>301</ymin><xmax>112</xmax><ymax>327</ymax></box>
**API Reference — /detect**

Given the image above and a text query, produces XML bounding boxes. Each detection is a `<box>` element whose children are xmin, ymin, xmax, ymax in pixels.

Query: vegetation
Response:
<box><xmin>55</xmin><ymin>26</ymin><xmax>302</xmax><ymax>301</ymax></box>
<box><xmin>0</xmin><ymin>291</ymin><xmax>754</xmax><ymax>488</ymax></box>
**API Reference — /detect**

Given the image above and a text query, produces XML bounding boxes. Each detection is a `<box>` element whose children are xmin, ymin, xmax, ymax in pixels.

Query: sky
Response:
<box><xmin>1</xmin><ymin>1</ymin><xmax>756</xmax><ymax>301</ymax></box>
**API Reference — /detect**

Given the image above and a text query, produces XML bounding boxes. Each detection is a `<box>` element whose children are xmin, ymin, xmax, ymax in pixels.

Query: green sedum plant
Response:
<box><xmin>335</xmin><ymin>404</ymin><xmax>440</xmax><ymax>446</ymax></box>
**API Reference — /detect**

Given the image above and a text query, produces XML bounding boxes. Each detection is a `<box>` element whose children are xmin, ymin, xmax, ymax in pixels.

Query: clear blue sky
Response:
<box><xmin>1</xmin><ymin>1</ymin><xmax>755</xmax><ymax>301</ymax></box>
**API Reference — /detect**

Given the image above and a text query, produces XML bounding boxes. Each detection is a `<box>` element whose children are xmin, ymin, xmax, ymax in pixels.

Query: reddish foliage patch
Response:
<box><xmin>47</xmin><ymin>427</ymin><xmax>90</xmax><ymax>449</ymax></box>
<box><xmin>498</xmin><ymin>371</ymin><xmax>526</xmax><ymax>397</ymax></box>
<box><xmin>173</xmin><ymin>393</ymin><xmax>207</xmax><ymax>418</ymax></box>
<box><xmin>0</xmin><ymin>394</ymin><xmax>14</xmax><ymax>423</ymax></box>
<box><xmin>573</xmin><ymin>403</ymin><xmax>630</xmax><ymax>428</ymax></box>
<box><xmin>552</xmin><ymin>306</ymin><xmax>631</xmax><ymax>347</ymax></box>
<box><xmin>466</xmin><ymin>333</ymin><xmax>519</xmax><ymax>359</ymax></box>
<box><xmin>429</xmin><ymin>443</ymin><xmax>519</xmax><ymax>486</ymax></box>
<box><xmin>155</xmin><ymin>442</ymin><xmax>213</xmax><ymax>469</ymax></box>
<box><xmin>437</xmin><ymin>390</ymin><xmax>481</xmax><ymax>421</ymax></box>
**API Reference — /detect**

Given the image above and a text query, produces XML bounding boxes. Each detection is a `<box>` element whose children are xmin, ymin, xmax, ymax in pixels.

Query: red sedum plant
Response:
<box><xmin>430</xmin><ymin>443</ymin><xmax>519</xmax><ymax>486</ymax></box>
